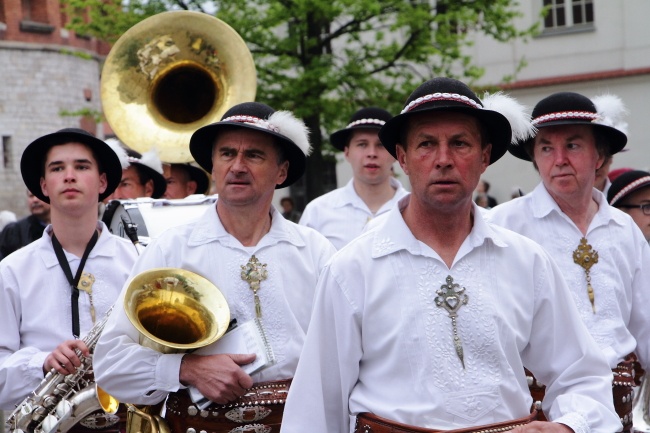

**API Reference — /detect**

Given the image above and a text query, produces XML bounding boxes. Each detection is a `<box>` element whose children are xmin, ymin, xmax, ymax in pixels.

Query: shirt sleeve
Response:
<box><xmin>627</xmin><ymin>234</ymin><xmax>650</xmax><ymax>370</ymax></box>
<box><xmin>521</xmin><ymin>252</ymin><xmax>622</xmax><ymax>433</ymax></box>
<box><xmin>93</xmin><ymin>241</ymin><xmax>186</xmax><ymax>405</ymax></box>
<box><xmin>281</xmin><ymin>264</ymin><xmax>362</xmax><ymax>433</ymax></box>
<box><xmin>0</xmin><ymin>266</ymin><xmax>49</xmax><ymax>409</ymax></box>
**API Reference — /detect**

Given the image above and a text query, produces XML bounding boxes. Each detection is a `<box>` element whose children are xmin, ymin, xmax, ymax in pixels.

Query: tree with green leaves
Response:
<box><xmin>63</xmin><ymin>0</ymin><xmax>537</xmax><ymax>201</ymax></box>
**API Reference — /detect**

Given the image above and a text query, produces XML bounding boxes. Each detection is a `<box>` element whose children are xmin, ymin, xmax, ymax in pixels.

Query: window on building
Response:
<box><xmin>1</xmin><ymin>135</ymin><xmax>12</xmax><ymax>169</ymax></box>
<box><xmin>542</xmin><ymin>0</ymin><xmax>594</xmax><ymax>34</ymax></box>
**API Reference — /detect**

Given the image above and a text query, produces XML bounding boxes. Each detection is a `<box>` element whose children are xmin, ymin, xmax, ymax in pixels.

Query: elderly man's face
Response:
<box><xmin>211</xmin><ymin>128</ymin><xmax>288</xmax><ymax>208</ymax></box>
<box><xmin>533</xmin><ymin>124</ymin><xmax>604</xmax><ymax>204</ymax></box>
<box><xmin>396</xmin><ymin>111</ymin><xmax>490</xmax><ymax>212</ymax></box>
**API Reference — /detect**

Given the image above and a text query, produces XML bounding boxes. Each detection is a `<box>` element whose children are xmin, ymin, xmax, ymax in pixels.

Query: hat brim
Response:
<box><xmin>330</xmin><ymin>124</ymin><xmax>383</xmax><ymax>151</ymax></box>
<box><xmin>21</xmin><ymin>130</ymin><xmax>123</xmax><ymax>203</ymax></box>
<box><xmin>190</xmin><ymin>122</ymin><xmax>306</xmax><ymax>189</ymax></box>
<box><xmin>508</xmin><ymin>120</ymin><xmax>628</xmax><ymax>161</ymax></box>
<box><xmin>378</xmin><ymin>106</ymin><xmax>511</xmax><ymax>165</ymax></box>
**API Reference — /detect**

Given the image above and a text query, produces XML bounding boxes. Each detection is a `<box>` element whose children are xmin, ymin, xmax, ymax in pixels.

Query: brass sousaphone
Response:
<box><xmin>101</xmin><ymin>10</ymin><xmax>257</xmax><ymax>163</ymax></box>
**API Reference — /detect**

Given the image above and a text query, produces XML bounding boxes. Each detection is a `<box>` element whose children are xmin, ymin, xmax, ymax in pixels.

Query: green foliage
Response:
<box><xmin>61</xmin><ymin>0</ymin><xmax>537</xmax><ymax>199</ymax></box>
<box><xmin>59</xmin><ymin>107</ymin><xmax>104</xmax><ymax>123</ymax></box>
<box><xmin>58</xmin><ymin>48</ymin><xmax>94</xmax><ymax>60</ymax></box>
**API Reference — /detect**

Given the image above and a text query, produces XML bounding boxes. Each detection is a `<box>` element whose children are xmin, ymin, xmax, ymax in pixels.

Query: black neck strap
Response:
<box><xmin>52</xmin><ymin>229</ymin><xmax>99</xmax><ymax>339</ymax></box>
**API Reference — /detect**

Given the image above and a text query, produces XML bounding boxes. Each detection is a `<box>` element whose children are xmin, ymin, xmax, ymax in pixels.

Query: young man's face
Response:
<box><xmin>344</xmin><ymin>129</ymin><xmax>395</xmax><ymax>187</ymax></box>
<box><xmin>39</xmin><ymin>142</ymin><xmax>107</xmax><ymax>213</ymax></box>
<box><xmin>396</xmin><ymin>111</ymin><xmax>490</xmax><ymax>212</ymax></box>
<box><xmin>211</xmin><ymin>128</ymin><xmax>288</xmax><ymax>208</ymax></box>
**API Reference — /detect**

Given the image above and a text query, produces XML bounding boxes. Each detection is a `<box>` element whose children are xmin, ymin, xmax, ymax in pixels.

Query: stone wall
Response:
<box><xmin>0</xmin><ymin>42</ymin><xmax>103</xmax><ymax>217</ymax></box>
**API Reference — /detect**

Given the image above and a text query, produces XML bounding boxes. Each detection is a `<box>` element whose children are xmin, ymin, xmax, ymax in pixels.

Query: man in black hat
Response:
<box><xmin>104</xmin><ymin>139</ymin><xmax>167</xmax><ymax>200</ymax></box>
<box><xmin>299</xmin><ymin>107</ymin><xmax>408</xmax><ymax>249</ymax></box>
<box><xmin>281</xmin><ymin>78</ymin><xmax>620</xmax><ymax>433</ymax></box>
<box><xmin>487</xmin><ymin>92</ymin><xmax>650</xmax><ymax>433</ymax></box>
<box><xmin>162</xmin><ymin>163</ymin><xmax>211</xmax><ymax>199</ymax></box>
<box><xmin>94</xmin><ymin>102</ymin><xmax>336</xmax><ymax>433</ymax></box>
<box><xmin>608</xmin><ymin>169</ymin><xmax>650</xmax><ymax>242</ymax></box>
<box><xmin>0</xmin><ymin>128</ymin><xmax>138</xmax><ymax>432</ymax></box>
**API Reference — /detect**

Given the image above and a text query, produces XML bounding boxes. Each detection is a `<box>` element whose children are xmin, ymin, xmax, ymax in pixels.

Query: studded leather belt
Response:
<box><xmin>525</xmin><ymin>353</ymin><xmax>644</xmax><ymax>432</ymax></box>
<box><xmin>165</xmin><ymin>379</ymin><xmax>291</xmax><ymax>433</ymax></box>
<box><xmin>355</xmin><ymin>409</ymin><xmax>538</xmax><ymax>433</ymax></box>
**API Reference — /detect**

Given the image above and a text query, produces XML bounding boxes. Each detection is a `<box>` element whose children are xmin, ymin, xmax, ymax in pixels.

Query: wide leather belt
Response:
<box><xmin>525</xmin><ymin>353</ymin><xmax>644</xmax><ymax>433</ymax></box>
<box><xmin>355</xmin><ymin>410</ymin><xmax>538</xmax><ymax>433</ymax></box>
<box><xmin>165</xmin><ymin>379</ymin><xmax>291</xmax><ymax>433</ymax></box>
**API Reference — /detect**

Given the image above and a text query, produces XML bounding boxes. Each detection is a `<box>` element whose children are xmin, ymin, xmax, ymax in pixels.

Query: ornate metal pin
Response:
<box><xmin>435</xmin><ymin>275</ymin><xmax>469</xmax><ymax>369</ymax></box>
<box><xmin>573</xmin><ymin>237</ymin><xmax>599</xmax><ymax>313</ymax></box>
<box><xmin>78</xmin><ymin>272</ymin><xmax>96</xmax><ymax>323</ymax></box>
<box><xmin>241</xmin><ymin>255</ymin><xmax>268</xmax><ymax>319</ymax></box>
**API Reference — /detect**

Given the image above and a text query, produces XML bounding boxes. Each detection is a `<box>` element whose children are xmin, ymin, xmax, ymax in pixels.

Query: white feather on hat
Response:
<box><xmin>592</xmin><ymin>94</ymin><xmax>629</xmax><ymax>135</ymax></box>
<box><xmin>482</xmin><ymin>92</ymin><xmax>536</xmax><ymax>144</ymax></box>
<box><xmin>104</xmin><ymin>138</ymin><xmax>130</xmax><ymax>169</ymax></box>
<box><xmin>267</xmin><ymin>110</ymin><xmax>312</xmax><ymax>156</ymax></box>
<box><xmin>135</xmin><ymin>148</ymin><xmax>164</xmax><ymax>174</ymax></box>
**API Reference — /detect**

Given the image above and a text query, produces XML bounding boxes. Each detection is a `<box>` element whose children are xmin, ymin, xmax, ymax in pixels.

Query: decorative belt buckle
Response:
<box><xmin>228</xmin><ymin>424</ymin><xmax>271</xmax><ymax>433</ymax></box>
<box><xmin>80</xmin><ymin>411</ymin><xmax>120</xmax><ymax>429</ymax></box>
<box><xmin>225</xmin><ymin>406</ymin><xmax>272</xmax><ymax>423</ymax></box>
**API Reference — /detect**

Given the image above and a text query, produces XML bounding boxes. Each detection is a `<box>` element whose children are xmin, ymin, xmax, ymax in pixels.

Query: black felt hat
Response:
<box><xmin>607</xmin><ymin>170</ymin><xmax>650</xmax><ymax>206</ymax></box>
<box><xmin>508</xmin><ymin>92</ymin><xmax>628</xmax><ymax>161</ymax></box>
<box><xmin>379</xmin><ymin>77</ymin><xmax>519</xmax><ymax>165</ymax></box>
<box><xmin>330</xmin><ymin>107</ymin><xmax>393</xmax><ymax>151</ymax></box>
<box><xmin>190</xmin><ymin>102</ymin><xmax>311</xmax><ymax>189</ymax></box>
<box><xmin>21</xmin><ymin>128</ymin><xmax>123</xmax><ymax>203</ymax></box>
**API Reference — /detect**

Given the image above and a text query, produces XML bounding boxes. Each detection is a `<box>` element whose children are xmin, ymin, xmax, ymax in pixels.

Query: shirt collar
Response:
<box><xmin>531</xmin><ymin>182</ymin><xmax>627</xmax><ymax>228</ymax></box>
<box><xmin>369</xmin><ymin>195</ymin><xmax>507</xmax><ymax>259</ymax></box>
<box><xmin>330</xmin><ymin>177</ymin><xmax>406</xmax><ymax>209</ymax></box>
<box><xmin>40</xmin><ymin>221</ymin><xmax>116</xmax><ymax>268</ymax></box>
<box><xmin>188</xmin><ymin>199</ymin><xmax>306</xmax><ymax>249</ymax></box>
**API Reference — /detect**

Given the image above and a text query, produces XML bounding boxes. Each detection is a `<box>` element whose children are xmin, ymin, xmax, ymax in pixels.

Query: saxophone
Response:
<box><xmin>7</xmin><ymin>307</ymin><xmax>120</xmax><ymax>433</ymax></box>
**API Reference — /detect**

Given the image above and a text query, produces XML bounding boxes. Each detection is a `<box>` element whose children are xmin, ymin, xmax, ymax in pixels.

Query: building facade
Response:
<box><xmin>0</xmin><ymin>0</ymin><xmax>109</xmax><ymax>216</ymax></box>
<box><xmin>471</xmin><ymin>0</ymin><xmax>650</xmax><ymax>204</ymax></box>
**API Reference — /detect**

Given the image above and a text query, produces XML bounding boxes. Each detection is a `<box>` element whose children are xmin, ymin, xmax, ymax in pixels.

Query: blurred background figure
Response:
<box><xmin>594</xmin><ymin>155</ymin><xmax>614</xmax><ymax>194</ymax></box>
<box><xmin>608</xmin><ymin>167</ymin><xmax>633</xmax><ymax>183</ymax></box>
<box><xmin>476</xmin><ymin>179</ymin><xmax>498</xmax><ymax>208</ymax></box>
<box><xmin>300</xmin><ymin>107</ymin><xmax>408</xmax><ymax>249</ymax></box>
<box><xmin>475</xmin><ymin>193</ymin><xmax>491</xmax><ymax>209</ymax></box>
<box><xmin>608</xmin><ymin>170</ymin><xmax>650</xmax><ymax>243</ymax></box>
<box><xmin>162</xmin><ymin>163</ymin><xmax>211</xmax><ymax>199</ymax></box>
<box><xmin>104</xmin><ymin>139</ymin><xmax>166</xmax><ymax>200</ymax></box>
<box><xmin>280</xmin><ymin>196</ymin><xmax>301</xmax><ymax>223</ymax></box>
<box><xmin>0</xmin><ymin>190</ymin><xmax>51</xmax><ymax>260</ymax></box>
<box><xmin>0</xmin><ymin>211</ymin><xmax>16</xmax><ymax>232</ymax></box>
<box><xmin>510</xmin><ymin>187</ymin><xmax>525</xmax><ymax>200</ymax></box>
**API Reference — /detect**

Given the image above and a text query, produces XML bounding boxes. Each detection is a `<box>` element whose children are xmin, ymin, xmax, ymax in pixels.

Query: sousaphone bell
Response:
<box><xmin>101</xmin><ymin>10</ymin><xmax>257</xmax><ymax>163</ymax></box>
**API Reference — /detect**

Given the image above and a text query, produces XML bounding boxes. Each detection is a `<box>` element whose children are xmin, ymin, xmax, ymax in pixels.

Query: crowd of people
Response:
<box><xmin>1</xmin><ymin>76</ymin><xmax>649</xmax><ymax>433</ymax></box>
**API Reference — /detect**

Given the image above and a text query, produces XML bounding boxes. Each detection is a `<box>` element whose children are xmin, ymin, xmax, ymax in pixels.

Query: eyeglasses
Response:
<box><xmin>616</xmin><ymin>203</ymin><xmax>650</xmax><ymax>216</ymax></box>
